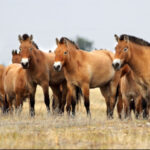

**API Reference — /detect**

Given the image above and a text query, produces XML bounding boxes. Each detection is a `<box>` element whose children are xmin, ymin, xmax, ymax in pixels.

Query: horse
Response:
<box><xmin>12</xmin><ymin>50</ymin><xmax>21</xmax><ymax>63</ymax></box>
<box><xmin>54</xmin><ymin>37</ymin><xmax>121</xmax><ymax>118</ymax></box>
<box><xmin>112</xmin><ymin>34</ymin><xmax>150</xmax><ymax>118</ymax></box>
<box><xmin>117</xmin><ymin>64</ymin><xmax>143</xmax><ymax>119</ymax></box>
<box><xmin>2</xmin><ymin>63</ymin><xmax>36</xmax><ymax>114</ymax></box>
<box><xmin>18</xmin><ymin>34</ymin><xmax>75</xmax><ymax>115</ymax></box>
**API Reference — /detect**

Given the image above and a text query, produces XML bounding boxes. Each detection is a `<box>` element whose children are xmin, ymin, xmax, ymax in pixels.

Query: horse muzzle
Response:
<box><xmin>53</xmin><ymin>62</ymin><xmax>62</xmax><ymax>72</ymax></box>
<box><xmin>112</xmin><ymin>59</ymin><xmax>121</xmax><ymax>70</ymax></box>
<box><xmin>21</xmin><ymin>58</ymin><xmax>30</xmax><ymax>69</ymax></box>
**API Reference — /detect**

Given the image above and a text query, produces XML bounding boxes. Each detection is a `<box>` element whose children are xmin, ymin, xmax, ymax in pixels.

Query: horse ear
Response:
<box><xmin>12</xmin><ymin>50</ymin><xmax>15</xmax><ymax>55</ymax></box>
<box><xmin>15</xmin><ymin>49</ymin><xmax>17</xmax><ymax>54</ymax></box>
<box><xmin>56</xmin><ymin>38</ymin><xmax>59</xmax><ymax>45</ymax></box>
<box><xmin>114</xmin><ymin>34</ymin><xmax>119</xmax><ymax>42</ymax></box>
<box><xmin>124</xmin><ymin>35</ymin><xmax>129</xmax><ymax>43</ymax></box>
<box><xmin>30</xmin><ymin>35</ymin><xmax>33</xmax><ymax>41</ymax></box>
<box><xmin>64</xmin><ymin>39</ymin><xmax>68</xmax><ymax>47</ymax></box>
<box><xmin>18</xmin><ymin>35</ymin><xmax>22</xmax><ymax>43</ymax></box>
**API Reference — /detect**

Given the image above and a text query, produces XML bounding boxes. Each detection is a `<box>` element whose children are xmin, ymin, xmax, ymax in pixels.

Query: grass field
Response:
<box><xmin>0</xmin><ymin>86</ymin><xmax>150</xmax><ymax>149</ymax></box>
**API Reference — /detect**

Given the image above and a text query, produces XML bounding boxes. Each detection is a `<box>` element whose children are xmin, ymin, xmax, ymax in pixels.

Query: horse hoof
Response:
<box><xmin>30</xmin><ymin>111</ymin><xmax>35</xmax><ymax>117</ymax></box>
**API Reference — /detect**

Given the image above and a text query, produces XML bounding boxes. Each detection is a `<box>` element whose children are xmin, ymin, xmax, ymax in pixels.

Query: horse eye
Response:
<box><xmin>19</xmin><ymin>48</ymin><xmax>21</xmax><ymax>51</ymax></box>
<box><xmin>64</xmin><ymin>51</ymin><xmax>67</xmax><ymax>55</ymax></box>
<box><xmin>29</xmin><ymin>48</ymin><xmax>32</xmax><ymax>51</ymax></box>
<box><xmin>124</xmin><ymin>48</ymin><xmax>128</xmax><ymax>52</ymax></box>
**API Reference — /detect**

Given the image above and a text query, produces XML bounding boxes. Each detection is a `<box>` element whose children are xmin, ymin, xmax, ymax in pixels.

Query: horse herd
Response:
<box><xmin>0</xmin><ymin>33</ymin><xmax>149</xmax><ymax>120</ymax></box>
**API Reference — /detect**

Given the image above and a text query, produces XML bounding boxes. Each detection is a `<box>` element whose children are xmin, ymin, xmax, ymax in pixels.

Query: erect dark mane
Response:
<box><xmin>120</xmin><ymin>34</ymin><xmax>150</xmax><ymax>47</ymax></box>
<box><xmin>60</xmin><ymin>37</ymin><xmax>79</xmax><ymax>49</ymax></box>
<box><xmin>22</xmin><ymin>34</ymin><xmax>39</xmax><ymax>49</ymax></box>
<box><xmin>12</xmin><ymin>49</ymin><xmax>18</xmax><ymax>55</ymax></box>
<box><xmin>22</xmin><ymin>34</ymin><xmax>29</xmax><ymax>41</ymax></box>
<box><xmin>32</xmin><ymin>41</ymin><xmax>39</xmax><ymax>49</ymax></box>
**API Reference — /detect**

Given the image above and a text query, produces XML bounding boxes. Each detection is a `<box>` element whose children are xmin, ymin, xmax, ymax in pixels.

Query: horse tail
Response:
<box><xmin>75</xmin><ymin>86</ymin><xmax>82</xmax><ymax>104</ymax></box>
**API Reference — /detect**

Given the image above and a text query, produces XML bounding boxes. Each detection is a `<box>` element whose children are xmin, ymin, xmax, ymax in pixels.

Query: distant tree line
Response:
<box><xmin>75</xmin><ymin>36</ymin><xmax>94</xmax><ymax>51</ymax></box>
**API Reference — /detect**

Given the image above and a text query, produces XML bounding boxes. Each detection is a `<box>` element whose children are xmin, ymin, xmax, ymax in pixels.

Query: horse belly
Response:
<box><xmin>90</xmin><ymin>68</ymin><xmax>115</xmax><ymax>88</ymax></box>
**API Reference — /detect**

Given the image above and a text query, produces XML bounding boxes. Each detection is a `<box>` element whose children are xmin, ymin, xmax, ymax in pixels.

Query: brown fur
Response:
<box><xmin>54</xmin><ymin>37</ymin><xmax>121</xmax><ymax>118</ymax></box>
<box><xmin>117</xmin><ymin>65</ymin><xmax>143</xmax><ymax>119</ymax></box>
<box><xmin>18</xmin><ymin>34</ymin><xmax>68</xmax><ymax>114</ymax></box>
<box><xmin>3</xmin><ymin>64</ymin><xmax>36</xmax><ymax>114</ymax></box>
<box><xmin>113</xmin><ymin>34</ymin><xmax>150</xmax><ymax>118</ymax></box>
<box><xmin>12</xmin><ymin>50</ymin><xmax>21</xmax><ymax>63</ymax></box>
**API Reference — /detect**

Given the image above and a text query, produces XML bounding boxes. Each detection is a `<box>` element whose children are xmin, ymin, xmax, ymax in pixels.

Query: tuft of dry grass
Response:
<box><xmin>0</xmin><ymin>86</ymin><xmax>150</xmax><ymax>149</ymax></box>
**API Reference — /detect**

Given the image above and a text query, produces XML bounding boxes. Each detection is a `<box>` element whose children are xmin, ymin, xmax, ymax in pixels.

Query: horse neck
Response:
<box><xmin>65</xmin><ymin>48</ymin><xmax>79</xmax><ymax>73</ymax></box>
<box><xmin>27</xmin><ymin>49</ymin><xmax>40</xmax><ymax>73</ymax></box>
<box><xmin>129</xmin><ymin>43</ymin><xmax>150</xmax><ymax>75</ymax></box>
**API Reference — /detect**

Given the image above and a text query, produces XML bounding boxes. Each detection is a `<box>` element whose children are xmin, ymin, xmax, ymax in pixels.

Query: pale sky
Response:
<box><xmin>0</xmin><ymin>0</ymin><xmax>150</xmax><ymax>65</ymax></box>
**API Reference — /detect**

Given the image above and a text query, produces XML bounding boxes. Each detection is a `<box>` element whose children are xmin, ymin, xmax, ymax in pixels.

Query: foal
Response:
<box><xmin>117</xmin><ymin>65</ymin><xmax>143</xmax><ymax>119</ymax></box>
<box><xmin>54</xmin><ymin>37</ymin><xmax>120</xmax><ymax>118</ymax></box>
<box><xmin>3</xmin><ymin>63</ymin><xmax>36</xmax><ymax>114</ymax></box>
<box><xmin>12</xmin><ymin>50</ymin><xmax>21</xmax><ymax>63</ymax></box>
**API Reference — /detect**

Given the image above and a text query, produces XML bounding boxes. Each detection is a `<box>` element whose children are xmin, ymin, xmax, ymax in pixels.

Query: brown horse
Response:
<box><xmin>11</xmin><ymin>48</ymin><xmax>66</xmax><ymax>113</ymax></box>
<box><xmin>12</xmin><ymin>50</ymin><xmax>21</xmax><ymax>63</ymax></box>
<box><xmin>54</xmin><ymin>37</ymin><xmax>120</xmax><ymax>118</ymax></box>
<box><xmin>112</xmin><ymin>34</ymin><xmax>150</xmax><ymax>118</ymax></box>
<box><xmin>117</xmin><ymin>64</ymin><xmax>143</xmax><ymax>119</ymax></box>
<box><xmin>3</xmin><ymin>63</ymin><xmax>36</xmax><ymax>114</ymax></box>
<box><xmin>18</xmin><ymin>34</ymin><xmax>70</xmax><ymax>115</ymax></box>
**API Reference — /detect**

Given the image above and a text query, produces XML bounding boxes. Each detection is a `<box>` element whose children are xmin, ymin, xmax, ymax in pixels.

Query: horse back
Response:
<box><xmin>76</xmin><ymin>50</ymin><xmax>115</xmax><ymax>87</ymax></box>
<box><xmin>3</xmin><ymin>64</ymin><xmax>32</xmax><ymax>98</ymax></box>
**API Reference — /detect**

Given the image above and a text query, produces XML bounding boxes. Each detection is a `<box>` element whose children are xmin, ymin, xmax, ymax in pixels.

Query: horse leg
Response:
<box><xmin>100</xmin><ymin>86</ymin><xmax>111</xmax><ymax>119</ymax></box>
<box><xmin>7</xmin><ymin>95</ymin><xmax>13</xmax><ymax>114</ymax></box>
<box><xmin>29</xmin><ymin>94</ymin><xmax>35</xmax><ymax>117</ymax></box>
<box><xmin>135</xmin><ymin>96</ymin><xmax>142</xmax><ymax>119</ymax></box>
<box><xmin>51</xmin><ymin>85</ymin><xmax>62</xmax><ymax>114</ymax></box>
<box><xmin>109</xmin><ymin>80</ymin><xmax>120</xmax><ymax>119</ymax></box>
<box><xmin>15</xmin><ymin>94</ymin><xmax>23</xmax><ymax>114</ymax></box>
<box><xmin>117</xmin><ymin>94</ymin><xmax>123</xmax><ymax>119</ymax></box>
<box><xmin>61</xmin><ymin>81</ymin><xmax>68</xmax><ymax>113</ymax></box>
<box><xmin>123</xmin><ymin>97</ymin><xmax>130</xmax><ymax>119</ymax></box>
<box><xmin>51</xmin><ymin>94</ymin><xmax>58</xmax><ymax>112</ymax></box>
<box><xmin>81</xmin><ymin>83</ymin><xmax>91</xmax><ymax>117</ymax></box>
<box><xmin>29</xmin><ymin>85</ymin><xmax>37</xmax><ymax>117</ymax></box>
<box><xmin>2</xmin><ymin>95</ymin><xmax>9</xmax><ymax>114</ymax></box>
<box><xmin>142</xmin><ymin>98</ymin><xmax>148</xmax><ymax>119</ymax></box>
<box><xmin>41</xmin><ymin>83</ymin><xmax>50</xmax><ymax>113</ymax></box>
<box><xmin>66</xmin><ymin>83</ymin><xmax>75</xmax><ymax>116</ymax></box>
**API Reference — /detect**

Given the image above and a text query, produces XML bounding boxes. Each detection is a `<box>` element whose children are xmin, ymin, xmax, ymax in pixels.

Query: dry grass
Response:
<box><xmin>0</xmin><ymin>86</ymin><xmax>150</xmax><ymax>149</ymax></box>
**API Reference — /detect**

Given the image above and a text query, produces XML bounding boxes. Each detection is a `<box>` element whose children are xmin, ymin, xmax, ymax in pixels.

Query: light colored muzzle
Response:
<box><xmin>112</xmin><ymin>59</ymin><xmax>122</xmax><ymax>70</ymax></box>
<box><xmin>21</xmin><ymin>58</ymin><xmax>29</xmax><ymax>68</ymax></box>
<box><xmin>53</xmin><ymin>61</ymin><xmax>62</xmax><ymax>72</ymax></box>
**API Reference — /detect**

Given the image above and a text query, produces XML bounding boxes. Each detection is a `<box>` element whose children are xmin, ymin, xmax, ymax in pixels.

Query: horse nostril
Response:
<box><xmin>115</xmin><ymin>63</ymin><xmax>119</xmax><ymax>68</ymax></box>
<box><xmin>54</xmin><ymin>64</ymin><xmax>61</xmax><ymax>71</ymax></box>
<box><xmin>56</xmin><ymin>65</ymin><xmax>60</xmax><ymax>70</ymax></box>
<box><xmin>112</xmin><ymin>62</ymin><xmax>120</xmax><ymax>70</ymax></box>
<box><xmin>21</xmin><ymin>62</ymin><xmax>29</xmax><ymax>69</ymax></box>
